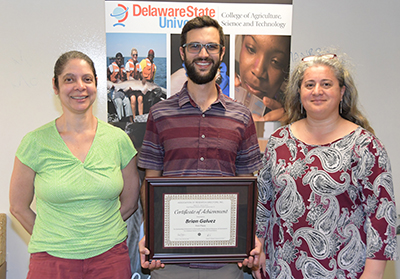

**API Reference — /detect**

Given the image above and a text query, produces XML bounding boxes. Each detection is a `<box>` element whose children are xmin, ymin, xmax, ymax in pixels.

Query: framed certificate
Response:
<box><xmin>145</xmin><ymin>176</ymin><xmax>257</xmax><ymax>264</ymax></box>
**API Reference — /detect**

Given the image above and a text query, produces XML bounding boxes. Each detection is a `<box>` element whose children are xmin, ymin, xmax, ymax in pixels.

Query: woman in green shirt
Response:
<box><xmin>10</xmin><ymin>51</ymin><xmax>141</xmax><ymax>279</ymax></box>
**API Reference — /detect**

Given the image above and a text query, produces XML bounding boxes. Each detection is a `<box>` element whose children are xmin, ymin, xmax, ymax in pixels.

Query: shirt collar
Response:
<box><xmin>178</xmin><ymin>81</ymin><xmax>227</xmax><ymax>110</ymax></box>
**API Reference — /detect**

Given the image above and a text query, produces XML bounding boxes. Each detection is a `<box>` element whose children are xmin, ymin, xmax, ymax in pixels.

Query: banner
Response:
<box><xmin>105</xmin><ymin>1</ymin><xmax>292</xmax><ymax>277</ymax></box>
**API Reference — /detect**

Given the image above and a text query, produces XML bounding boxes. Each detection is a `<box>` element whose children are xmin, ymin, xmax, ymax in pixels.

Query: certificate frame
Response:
<box><xmin>145</xmin><ymin>176</ymin><xmax>257</xmax><ymax>264</ymax></box>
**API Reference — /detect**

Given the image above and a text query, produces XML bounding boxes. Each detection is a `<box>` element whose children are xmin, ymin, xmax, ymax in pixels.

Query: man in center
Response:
<box><xmin>138</xmin><ymin>16</ymin><xmax>262</xmax><ymax>279</ymax></box>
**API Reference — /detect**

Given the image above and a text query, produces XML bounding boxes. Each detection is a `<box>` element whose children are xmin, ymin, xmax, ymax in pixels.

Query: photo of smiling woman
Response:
<box><xmin>234</xmin><ymin>34</ymin><xmax>290</xmax><ymax>123</ymax></box>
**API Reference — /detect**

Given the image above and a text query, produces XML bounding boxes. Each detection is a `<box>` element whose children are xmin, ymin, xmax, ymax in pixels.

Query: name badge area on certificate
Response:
<box><xmin>164</xmin><ymin>194</ymin><xmax>238</xmax><ymax>247</ymax></box>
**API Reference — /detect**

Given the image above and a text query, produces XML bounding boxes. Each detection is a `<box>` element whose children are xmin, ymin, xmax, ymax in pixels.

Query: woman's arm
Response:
<box><xmin>9</xmin><ymin>157</ymin><xmax>36</xmax><ymax>235</ymax></box>
<box><xmin>120</xmin><ymin>156</ymin><xmax>141</xmax><ymax>221</ymax></box>
<box><xmin>359</xmin><ymin>135</ymin><xmax>394</xmax><ymax>279</ymax></box>
<box><xmin>360</xmin><ymin>259</ymin><xmax>387</xmax><ymax>279</ymax></box>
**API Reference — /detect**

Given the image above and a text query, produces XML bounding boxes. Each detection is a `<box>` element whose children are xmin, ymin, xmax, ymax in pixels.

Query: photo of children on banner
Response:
<box><xmin>106</xmin><ymin>34</ymin><xmax>167</xmax><ymax>125</ymax></box>
<box><xmin>107</xmin><ymin>53</ymin><xmax>166</xmax><ymax>124</ymax></box>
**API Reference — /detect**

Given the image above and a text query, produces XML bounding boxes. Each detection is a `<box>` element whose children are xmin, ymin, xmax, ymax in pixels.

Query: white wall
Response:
<box><xmin>1</xmin><ymin>0</ymin><xmax>399</xmax><ymax>278</ymax></box>
<box><xmin>1</xmin><ymin>1</ymin><xmax>107</xmax><ymax>278</ymax></box>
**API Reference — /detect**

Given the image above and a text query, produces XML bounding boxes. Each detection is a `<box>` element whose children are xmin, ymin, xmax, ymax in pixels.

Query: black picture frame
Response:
<box><xmin>145</xmin><ymin>176</ymin><xmax>257</xmax><ymax>264</ymax></box>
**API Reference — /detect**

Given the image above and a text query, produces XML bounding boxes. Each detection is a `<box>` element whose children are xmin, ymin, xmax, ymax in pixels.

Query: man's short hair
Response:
<box><xmin>180</xmin><ymin>16</ymin><xmax>225</xmax><ymax>47</ymax></box>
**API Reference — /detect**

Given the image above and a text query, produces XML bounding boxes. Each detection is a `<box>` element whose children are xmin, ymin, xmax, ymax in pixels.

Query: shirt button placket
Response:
<box><xmin>199</xmin><ymin>113</ymin><xmax>206</xmax><ymax>165</ymax></box>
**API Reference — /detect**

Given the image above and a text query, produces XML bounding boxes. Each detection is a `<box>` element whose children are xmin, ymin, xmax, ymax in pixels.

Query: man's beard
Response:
<box><xmin>184</xmin><ymin>55</ymin><xmax>221</xmax><ymax>85</ymax></box>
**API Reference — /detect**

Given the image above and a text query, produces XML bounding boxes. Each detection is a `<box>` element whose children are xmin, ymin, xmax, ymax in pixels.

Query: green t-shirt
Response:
<box><xmin>16</xmin><ymin>119</ymin><xmax>137</xmax><ymax>259</ymax></box>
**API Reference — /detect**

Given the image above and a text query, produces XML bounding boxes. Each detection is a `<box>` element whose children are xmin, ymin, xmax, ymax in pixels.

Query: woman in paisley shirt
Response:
<box><xmin>255</xmin><ymin>53</ymin><xmax>397</xmax><ymax>279</ymax></box>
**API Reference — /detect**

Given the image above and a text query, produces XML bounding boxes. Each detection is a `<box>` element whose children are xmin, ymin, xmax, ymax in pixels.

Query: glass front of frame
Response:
<box><xmin>145</xmin><ymin>176</ymin><xmax>257</xmax><ymax>263</ymax></box>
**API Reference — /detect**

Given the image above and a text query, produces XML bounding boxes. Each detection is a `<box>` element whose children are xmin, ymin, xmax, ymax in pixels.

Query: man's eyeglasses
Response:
<box><xmin>302</xmin><ymin>53</ymin><xmax>337</xmax><ymax>62</ymax></box>
<box><xmin>182</xmin><ymin>42</ymin><xmax>222</xmax><ymax>54</ymax></box>
<box><xmin>132</xmin><ymin>54</ymin><xmax>138</xmax><ymax>57</ymax></box>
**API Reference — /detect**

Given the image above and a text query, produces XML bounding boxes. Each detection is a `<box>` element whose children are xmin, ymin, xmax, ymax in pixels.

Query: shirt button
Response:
<box><xmin>201</xmin><ymin>134</ymin><xmax>205</xmax><ymax>139</ymax></box>
<box><xmin>200</xmin><ymin>157</ymin><xmax>204</xmax><ymax>161</ymax></box>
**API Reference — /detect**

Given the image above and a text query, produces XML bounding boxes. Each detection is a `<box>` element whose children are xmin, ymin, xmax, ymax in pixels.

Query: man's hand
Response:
<box><xmin>238</xmin><ymin>236</ymin><xmax>261</xmax><ymax>270</ymax></box>
<box><xmin>139</xmin><ymin>236</ymin><xmax>165</xmax><ymax>270</ymax></box>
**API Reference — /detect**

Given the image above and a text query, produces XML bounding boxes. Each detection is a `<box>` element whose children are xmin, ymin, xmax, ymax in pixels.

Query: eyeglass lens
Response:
<box><xmin>185</xmin><ymin>43</ymin><xmax>221</xmax><ymax>54</ymax></box>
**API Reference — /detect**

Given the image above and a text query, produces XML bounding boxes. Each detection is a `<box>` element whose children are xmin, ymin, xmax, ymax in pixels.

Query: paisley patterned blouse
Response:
<box><xmin>256</xmin><ymin>125</ymin><xmax>397</xmax><ymax>279</ymax></box>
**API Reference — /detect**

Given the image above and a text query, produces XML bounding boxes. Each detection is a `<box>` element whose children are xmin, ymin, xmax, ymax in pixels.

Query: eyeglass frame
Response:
<box><xmin>182</xmin><ymin>42</ymin><xmax>223</xmax><ymax>54</ymax></box>
<box><xmin>302</xmin><ymin>53</ymin><xmax>337</xmax><ymax>62</ymax></box>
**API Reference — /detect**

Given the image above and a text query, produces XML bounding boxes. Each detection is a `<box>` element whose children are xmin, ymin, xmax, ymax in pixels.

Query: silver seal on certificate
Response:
<box><xmin>164</xmin><ymin>194</ymin><xmax>238</xmax><ymax>247</ymax></box>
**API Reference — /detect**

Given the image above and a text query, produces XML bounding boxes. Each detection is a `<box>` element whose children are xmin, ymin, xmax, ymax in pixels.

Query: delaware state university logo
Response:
<box><xmin>110</xmin><ymin>4</ymin><xmax>129</xmax><ymax>27</ymax></box>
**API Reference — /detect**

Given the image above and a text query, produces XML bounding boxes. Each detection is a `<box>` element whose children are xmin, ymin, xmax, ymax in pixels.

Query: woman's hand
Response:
<box><xmin>253</xmin><ymin>107</ymin><xmax>285</xmax><ymax>122</ymax></box>
<box><xmin>236</xmin><ymin>76</ymin><xmax>284</xmax><ymax>122</ymax></box>
<box><xmin>254</xmin><ymin>97</ymin><xmax>285</xmax><ymax>122</ymax></box>
<box><xmin>262</xmin><ymin>96</ymin><xmax>283</xmax><ymax>111</ymax></box>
